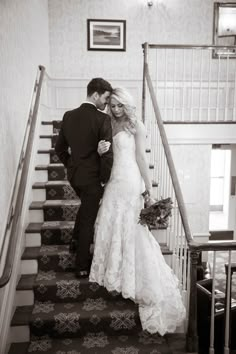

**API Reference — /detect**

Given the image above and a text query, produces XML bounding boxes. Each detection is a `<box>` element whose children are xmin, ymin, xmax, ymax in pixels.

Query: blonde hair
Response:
<box><xmin>108</xmin><ymin>87</ymin><xmax>137</xmax><ymax>134</ymax></box>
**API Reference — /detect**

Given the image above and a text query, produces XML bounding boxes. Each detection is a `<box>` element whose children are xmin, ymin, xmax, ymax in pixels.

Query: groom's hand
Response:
<box><xmin>97</xmin><ymin>140</ymin><xmax>111</xmax><ymax>156</ymax></box>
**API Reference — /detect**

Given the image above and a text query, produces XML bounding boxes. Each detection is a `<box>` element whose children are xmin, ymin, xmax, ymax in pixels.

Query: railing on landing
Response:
<box><xmin>0</xmin><ymin>65</ymin><xmax>45</xmax><ymax>288</ymax></box>
<box><xmin>142</xmin><ymin>42</ymin><xmax>236</xmax><ymax>353</ymax></box>
<box><xmin>144</xmin><ymin>43</ymin><xmax>236</xmax><ymax>123</ymax></box>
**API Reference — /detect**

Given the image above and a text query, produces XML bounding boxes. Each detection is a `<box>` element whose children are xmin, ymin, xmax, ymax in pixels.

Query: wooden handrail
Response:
<box><xmin>142</xmin><ymin>42</ymin><xmax>236</xmax><ymax>352</ymax></box>
<box><xmin>0</xmin><ymin>65</ymin><xmax>45</xmax><ymax>288</ymax></box>
<box><xmin>142</xmin><ymin>43</ymin><xmax>236</xmax><ymax>50</ymax></box>
<box><xmin>144</xmin><ymin>61</ymin><xmax>193</xmax><ymax>244</ymax></box>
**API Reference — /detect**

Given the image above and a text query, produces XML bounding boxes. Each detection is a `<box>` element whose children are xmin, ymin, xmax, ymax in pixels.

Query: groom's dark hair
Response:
<box><xmin>87</xmin><ymin>78</ymin><xmax>112</xmax><ymax>97</ymax></box>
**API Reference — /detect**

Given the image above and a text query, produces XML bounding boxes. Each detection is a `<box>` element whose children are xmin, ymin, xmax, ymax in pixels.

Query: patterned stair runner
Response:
<box><xmin>9</xmin><ymin>120</ymin><xmax>185</xmax><ymax>354</ymax></box>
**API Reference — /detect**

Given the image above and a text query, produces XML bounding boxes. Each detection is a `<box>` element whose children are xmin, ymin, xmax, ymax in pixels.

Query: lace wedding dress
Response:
<box><xmin>89</xmin><ymin>130</ymin><xmax>186</xmax><ymax>335</ymax></box>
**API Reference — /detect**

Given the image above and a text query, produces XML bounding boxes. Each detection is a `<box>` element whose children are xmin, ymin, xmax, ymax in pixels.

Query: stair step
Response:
<box><xmin>29</xmin><ymin>200</ymin><xmax>80</xmax><ymax>221</ymax></box>
<box><xmin>22</xmin><ymin>243</ymin><xmax>171</xmax><ymax>273</ymax></box>
<box><xmin>16</xmin><ymin>273</ymin><xmax>124</xmax><ymax>303</ymax></box>
<box><xmin>36</xmin><ymin>163</ymin><xmax>154</xmax><ymax>182</ymax></box>
<box><xmin>26</xmin><ymin>221</ymin><xmax>74</xmax><ymax>245</ymax></box>
<box><xmin>33</xmin><ymin>180</ymin><xmax>157</xmax><ymax>199</ymax></box>
<box><xmin>9</xmin><ymin>331</ymin><xmax>169</xmax><ymax>353</ymax></box>
<box><xmin>40</xmin><ymin>135</ymin><xmax>152</xmax><ymax>153</ymax></box>
<box><xmin>25</xmin><ymin>220</ymin><xmax>168</xmax><ymax>246</ymax></box>
<box><xmin>11</xmin><ymin>298</ymin><xmax>142</xmax><ymax>338</ymax></box>
<box><xmin>33</xmin><ymin>181</ymin><xmax>78</xmax><ymax>200</ymax></box>
<box><xmin>42</xmin><ymin>120</ymin><xmax>61</xmax><ymax>134</ymax></box>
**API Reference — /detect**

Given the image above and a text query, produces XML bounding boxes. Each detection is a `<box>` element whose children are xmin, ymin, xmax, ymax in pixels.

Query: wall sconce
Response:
<box><xmin>147</xmin><ymin>1</ymin><xmax>153</xmax><ymax>7</ymax></box>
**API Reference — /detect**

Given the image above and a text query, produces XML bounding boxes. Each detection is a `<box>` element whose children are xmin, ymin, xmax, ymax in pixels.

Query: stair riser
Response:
<box><xmin>48</xmin><ymin>167</ymin><xmax>67</xmax><ymax>181</ymax></box>
<box><xmin>43</xmin><ymin>205</ymin><xmax>79</xmax><ymax>221</ymax></box>
<box><xmin>29</xmin><ymin>313</ymin><xmax>141</xmax><ymax>339</ymax></box>
<box><xmin>37</xmin><ymin>252</ymin><xmax>76</xmax><ymax>272</ymax></box>
<box><xmin>41</xmin><ymin>228</ymin><xmax>73</xmax><ymax>245</ymax></box>
<box><xmin>45</xmin><ymin>185</ymin><xmax>77</xmax><ymax>200</ymax></box>
<box><xmin>26</xmin><ymin>227</ymin><xmax>74</xmax><ymax>246</ymax></box>
<box><xmin>31</xmin><ymin>282</ymin><xmax>123</xmax><ymax>303</ymax></box>
<box><xmin>40</xmin><ymin>125</ymin><xmax>53</xmax><ymax>135</ymax></box>
<box><xmin>36</xmin><ymin>153</ymin><xmax>50</xmax><ymax>165</ymax></box>
<box><xmin>34</xmin><ymin>170</ymin><xmax>48</xmax><ymax>183</ymax></box>
<box><xmin>39</xmin><ymin>138</ymin><xmax>52</xmax><ymax>149</ymax></box>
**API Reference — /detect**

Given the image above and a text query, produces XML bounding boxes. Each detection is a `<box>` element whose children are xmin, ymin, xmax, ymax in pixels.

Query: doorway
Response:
<box><xmin>209</xmin><ymin>146</ymin><xmax>231</xmax><ymax>231</ymax></box>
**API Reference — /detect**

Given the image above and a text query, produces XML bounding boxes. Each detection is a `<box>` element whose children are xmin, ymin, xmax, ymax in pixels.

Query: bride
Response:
<box><xmin>89</xmin><ymin>87</ymin><xmax>186</xmax><ymax>335</ymax></box>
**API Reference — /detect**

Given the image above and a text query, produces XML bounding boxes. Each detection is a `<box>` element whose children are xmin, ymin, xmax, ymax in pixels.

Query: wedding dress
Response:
<box><xmin>89</xmin><ymin>130</ymin><xmax>186</xmax><ymax>335</ymax></box>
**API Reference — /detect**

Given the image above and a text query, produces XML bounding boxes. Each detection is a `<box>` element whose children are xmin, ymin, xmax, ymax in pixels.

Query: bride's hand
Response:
<box><xmin>142</xmin><ymin>189</ymin><xmax>156</xmax><ymax>207</ymax></box>
<box><xmin>145</xmin><ymin>195</ymin><xmax>156</xmax><ymax>207</ymax></box>
<box><xmin>97</xmin><ymin>140</ymin><xmax>111</xmax><ymax>156</ymax></box>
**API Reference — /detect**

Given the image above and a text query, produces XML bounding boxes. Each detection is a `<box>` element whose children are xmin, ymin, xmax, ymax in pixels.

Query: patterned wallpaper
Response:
<box><xmin>48</xmin><ymin>0</ymin><xmax>221</xmax><ymax>79</ymax></box>
<box><xmin>0</xmin><ymin>0</ymin><xmax>50</xmax><ymax>241</ymax></box>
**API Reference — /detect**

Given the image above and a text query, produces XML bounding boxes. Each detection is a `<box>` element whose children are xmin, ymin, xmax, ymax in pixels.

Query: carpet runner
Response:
<box><xmin>8</xmin><ymin>120</ymin><xmax>186</xmax><ymax>354</ymax></box>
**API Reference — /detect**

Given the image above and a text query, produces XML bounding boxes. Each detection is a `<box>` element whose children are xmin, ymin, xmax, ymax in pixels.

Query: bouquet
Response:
<box><xmin>139</xmin><ymin>196</ymin><xmax>173</xmax><ymax>229</ymax></box>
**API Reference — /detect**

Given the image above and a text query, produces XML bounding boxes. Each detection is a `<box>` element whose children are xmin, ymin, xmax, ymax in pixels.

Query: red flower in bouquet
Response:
<box><xmin>139</xmin><ymin>196</ymin><xmax>173</xmax><ymax>229</ymax></box>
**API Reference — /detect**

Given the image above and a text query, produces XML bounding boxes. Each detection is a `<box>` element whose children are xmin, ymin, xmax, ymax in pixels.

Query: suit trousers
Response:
<box><xmin>72</xmin><ymin>183</ymin><xmax>104</xmax><ymax>271</ymax></box>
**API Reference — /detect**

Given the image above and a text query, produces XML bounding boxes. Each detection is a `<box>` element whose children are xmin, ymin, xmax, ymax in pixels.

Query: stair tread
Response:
<box><xmin>33</xmin><ymin>180</ymin><xmax>158</xmax><ymax>188</ymax></box>
<box><xmin>38</xmin><ymin>148</ymin><xmax>54</xmax><ymax>153</ymax></box>
<box><xmin>33</xmin><ymin>181</ymin><xmax>71</xmax><ymax>188</ymax></box>
<box><xmin>30</xmin><ymin>200</ymin><xmax>80</xmax><ymax>209</ymax></box>
<box><xmin>12</xmin><ymin>297</ymin><xmax>139</xmax><ymax>326</ymax></box>
<box><xmin>35</xmin><ymin>163</ymin><xmax>62</xmax><ymax>170</ymax></box>
<box><xmin>16</xmin><ymin>272</ymin><xmax>87</xmax><ymax>290</ymax></box>
<box><xmin>36</xmin><ymin>163</ymin><xmax>155</xmax><ymax>169</ymax></box>
<box><xmin>26</xmin><ymin>221</ymin><xmax>75</xmax><ymax>233</ymax></box>
<box><xmin>22</xmin><ymin>245</ymin><xmax>70</xmax><ymax>259</ymax></box>
<box><xmin>40</xmin><ymin>134</ymin><xmax>57</xmax><ymax>138</ymax></box>
<box><xmin>16</xmin><ymin>271</ymin><xmax>120</xmax><ymax>292</ymax></box>
<box><xmin>17</xmin><ymin>274</ymin><xmax>36</xmax><ymax>290</ymax></box>
<box><xmin>22</xmin><ymin>243</ymin><xmax>171</xmax><ymax>260</ymax></box>
<box><xmin>42</xmin><ymin>121</ymin><xmax>61</xmax><ymax>125</ymax></box>
<box><xmin>9</xmin><ymin>333</ymin><xmax>170</xmax><ymax>354</ymax></box>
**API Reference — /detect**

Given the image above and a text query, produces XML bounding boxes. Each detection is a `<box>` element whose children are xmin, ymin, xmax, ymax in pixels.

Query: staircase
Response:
<box><xmin>8</xmin><ymin>120</ymin><xmax>186</xmax><ymax>354</ymax></box>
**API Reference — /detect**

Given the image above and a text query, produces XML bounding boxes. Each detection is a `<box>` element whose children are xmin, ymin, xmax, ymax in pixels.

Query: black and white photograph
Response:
<box><xmin>1</xmin><ymin>1</ymin><xmax>236</xmax><ymax>354</ymax></box>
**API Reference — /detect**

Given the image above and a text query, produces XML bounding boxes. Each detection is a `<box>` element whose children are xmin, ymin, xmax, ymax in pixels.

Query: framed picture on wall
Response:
<box><xmin>87</xmin><ymin>19</ymin><xmax>126</xmax><ymax>51</ymax></box>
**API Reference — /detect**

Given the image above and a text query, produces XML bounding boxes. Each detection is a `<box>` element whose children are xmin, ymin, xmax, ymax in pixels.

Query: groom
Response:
<box><xmin>55</xmin><ymin>78</ymin><xmax>113</xmax><ymax>278</ymax></box>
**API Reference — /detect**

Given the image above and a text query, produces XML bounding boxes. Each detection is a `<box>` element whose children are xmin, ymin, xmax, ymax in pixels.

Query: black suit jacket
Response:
<box><xmin>55</xmin><ymin>103</ymin><xmax>113</xmax><ymax>187</ymax></box>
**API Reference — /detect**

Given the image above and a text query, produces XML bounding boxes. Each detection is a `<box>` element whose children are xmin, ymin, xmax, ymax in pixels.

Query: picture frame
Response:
<box><xmin>87</xmin><ymin>19</ymin><xmax>126</xmax><ymax>51</ymax></box>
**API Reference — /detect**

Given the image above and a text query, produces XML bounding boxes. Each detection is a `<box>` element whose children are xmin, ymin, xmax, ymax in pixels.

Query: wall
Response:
<box><xmin>170</xmin><ymin>144</ymin><xmax>212</xmax><ymax>235</ymax></box>
<box><xmin>48</xmin><ymin>0</ymin><xmax>231</xmax><ymax>80</ymax></box>
<box><xmin>0</xmin><ymin>0</ymin><xmax>50</xmax><ymax>243</ymax></box>
<box><xmin>47</xmin><ymin>0</ymin><xmax>236</xmax><ymax>238</ymax></box>
<box><xmin>0</xmin><ymin>2</ymin><xmax>50</xmax><ymax>351</ymax></box>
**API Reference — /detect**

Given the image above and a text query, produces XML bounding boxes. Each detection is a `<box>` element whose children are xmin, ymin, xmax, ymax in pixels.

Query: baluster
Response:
<box><xmin>209</xmin><ymin>251</ymin><xmax>216</xmax><ymax>354</ymax></box>
<box><xmin>186</xmin><ymin>250</ymin><xmax>199</xmax><ymax>352</ymax></box>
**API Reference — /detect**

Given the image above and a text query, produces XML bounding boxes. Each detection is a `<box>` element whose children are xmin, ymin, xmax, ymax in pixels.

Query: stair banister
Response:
<box><xmin>0</xmin><ymin>65</ymin><xmax>45</xmax><ymax>288</ymax></box>
<box><xmin>143</xmin><ymin>43</ymin><xmax>193</xmax><ymax>244</ymax></box>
